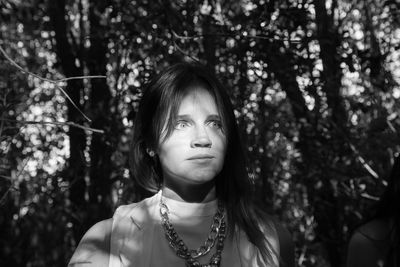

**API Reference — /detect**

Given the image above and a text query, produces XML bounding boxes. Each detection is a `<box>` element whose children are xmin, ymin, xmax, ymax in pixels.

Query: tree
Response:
<box><xmin>1</xmin><ymin>0</ymin><xmax>399</xmax><ymax>266</ymax></box>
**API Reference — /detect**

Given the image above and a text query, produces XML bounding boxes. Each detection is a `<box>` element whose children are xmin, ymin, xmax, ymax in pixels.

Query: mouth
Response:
<box><xmin>187</xmin><ymin>154</ymin><xmax>215</xmax><ymax>160</ymax></box>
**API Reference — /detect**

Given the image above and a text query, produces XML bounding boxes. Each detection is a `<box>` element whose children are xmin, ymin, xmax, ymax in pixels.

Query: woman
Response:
<box><xmin>347</xmin><ymin>154</ymin><xmax>400</xmax><ymax>267</ymax></box>
<box><xmin>68</xmin><ymin>62</ymin><xmax>295</xmax><ymax>267</ymax></box>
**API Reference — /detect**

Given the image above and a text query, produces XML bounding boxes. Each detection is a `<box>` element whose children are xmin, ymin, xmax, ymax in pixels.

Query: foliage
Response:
<box><xmin>0</xmin><ymin>0</ymin><xmax>399</xmax><ymax>266</ymax></box>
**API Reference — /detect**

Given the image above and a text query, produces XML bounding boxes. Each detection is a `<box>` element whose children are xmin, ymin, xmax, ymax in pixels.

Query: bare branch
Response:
<box><xmin>0</xmin><ymin>186</ymin><xmax>16</xmax><ymax>205</ymax></box>
<box><xmin>297</xmin><ymin>244</ymin><xmax>307</xmax><ymax>266</ymax></box>
<box><xmin>0</xmin><ymin>44</ymin><xmax>106</xmax><ymax>84</ymax></box>
<box><xmin>1</xmin><ymin>119</ymin><xmax>104</xmax><ymax>134</ymax></box>
<box><xmin>387</xmin><ymin>117</ymin><xmax>398</xmax><ymax>134</ymax></box>
<box><xmin>54</xmin><ymin>83</ymin><xmax>92</xmax><ymax>122</ymax></box>
<box><xmin>56</xmin><ymin>75</ymin><xmax>106</xmax><ymax>82</ymax></box>
<box><xmin>0</xmin><ymin>159</ymin><xmax>29</xmax><ymax>206</ymax></box>
<box><xmin>0</xmin><ymin>44</ymin><xmax>107</xmax><ymax>123</ymax></box>
<box><xmin>171</xmin><ymin>30</ymin><xmax>303</xmax><ymax>43</ymax></box>
<box><xmin>15</xmin><ymin>158</ymin><xmax>29</xmax><ymax>178</ymax></box>
<box><xmin>360</xmin><ymin>192</ymin><xmax>380</xmax><ymax>201</ymax></box>
<box><xmin>0</xmin><ymin>174</ymin><xmax>12</xmax><ymax>181</ymax></box>
<box><xmin>173</xmin><ymin>40</ymin><xmax>200</xmax><ymax>63</ymax></box>
<box><xmin>330</xmin><ymin>121</ymin><xmax>380</xmax><ymax>180</ymax></box>
<box><xmin>0</xmin><ymin>111</ymin><xmax>4</xmax><ymax>138</ymax></box>
<box><xmin>348</xmin><ymin>143</ymin><xmax>380</xmax><ymax>179</ymax></box>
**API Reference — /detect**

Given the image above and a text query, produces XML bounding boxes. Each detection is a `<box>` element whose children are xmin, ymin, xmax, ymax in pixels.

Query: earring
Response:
<box><xmin>146</xmin><ymin>149</ymin><xmax>155</xmax><ymax>157</ymax></box>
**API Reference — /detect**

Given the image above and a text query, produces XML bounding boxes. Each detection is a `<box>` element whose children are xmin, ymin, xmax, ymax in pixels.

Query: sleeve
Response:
<box><xmin>68</xmin><ymin>219</ymin><xmax>113</xmax><ymax>267</ymax></box>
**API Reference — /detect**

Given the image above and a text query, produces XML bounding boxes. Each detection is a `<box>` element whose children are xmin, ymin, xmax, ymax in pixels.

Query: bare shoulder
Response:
<box><xmin>68</xmin><ymin>218</ymin><xmax>113</xmax><ymax>267</ymax></box>
<box><xmin>346</xmin><ymin>219</ymin><xmax>389</xmax><ymax>267</ymax></box>
<box><xmin>357</xmin><ymin>218</ymin><xmax>391</xmax><ymax>240</ymax></box>
<box><xmin>273</xmin><ymin>221</ymin><xmax>295</xmax><ymax>267</ymax></box>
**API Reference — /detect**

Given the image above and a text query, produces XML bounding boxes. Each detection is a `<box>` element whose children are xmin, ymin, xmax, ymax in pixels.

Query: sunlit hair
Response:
<box><xmin>130</xmin><ymin>62</ymin><xmax>277</xmax><ymax>265</ymax></box>
<box><xmin>374</xmin><ymin>154</ymin><xmax>400</xmax><ymax>267</ymax></box>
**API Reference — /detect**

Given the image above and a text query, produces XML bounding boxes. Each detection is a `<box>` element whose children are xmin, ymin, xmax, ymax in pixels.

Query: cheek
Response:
<box><xmin>213</xmin><ymin>133</ymin><xmax>227</xmax><ymax>154</ymax></box>
<box><xmin>158</xmin><ymin>144</ymin><xmax>174</xmax><ymax>163</ymax></box>
<box><xmin>158</xmin><ymin>138</ymin><xmax>184</xmax><ymax>164</ymax></box>
<box><xmin>158</xmin><ymin>148</ymin><xmax>177</xmax><ymax>174</ymax></box>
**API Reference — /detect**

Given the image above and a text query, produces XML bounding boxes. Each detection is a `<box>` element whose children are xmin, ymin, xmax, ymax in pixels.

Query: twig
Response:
<box><xmin>173</xmin><ymin>41</ymin><xmax>200</xmax><ymax>63</ymax></box>
<box><xmin>56</xmin><ymin>76</ymin><xmax>106</xmax><ymax>82</ymax></box>
<box><xmin>0</xmin><ymin>44</ymin><xmax>107</xmax><ymax>122</ymax></box>
<box><xmin>348</xmin><ymin>143</ymin><xmax>379</xmax><ymax>179</ymax></box>
<box><xmin>15</xmin><ymin>158</ymin><xmax>29</xmax><ymax>178</ymax></box>
<box><xmin>0</xmin><ymin>186</ymin><xmax>15</xmax><ymax>205</ymax></box>
<box><xmin>0</xmin><ymin>89</ymin><xmax>8</xmax><ymax>137</ymax></box>
<box><xmin>0</xmin><ymin>174</ymin><xmax>12</xmax><ymax>181</ymax></box>
<box><xmin>0</xmin><ymin>44</ymin><xmax>106</xmax><ymax>84</ymax></box>
<box><xmin>297</xmin><ymin>244</ymin><xmax>307</xmax><ymax>266</ymax></box>
<box><xmin>54</xmin><ymin>83</ymin><xmax>91</xmax><ymax>122</ymax></box>
<box><xmin>329</xmin><ymin>120</ymin><xmax>380</xmax><ymax>180</ymax></box>
<box><xmin>1</xmin><ymin>119</ymin><xmax>104</xmax><ymax>134</ymax></box>
<box><xmin>1</xmin><ymin>127</ymin><xmax>24</xmax><ymax>155</ymax></box>
<box><xmin>0</xmin><ymin>159</ymin><xmax>29</xmax><ymax>206</ymax></box>
<box><xmin>0</xmin><ymin>112</ymin><xmax>4</xmax><ymax>138</ymax></box>
<box><xmin>360</xmin><ymin>192</ymin><xmax>380</xmax><ymax>201</ymax></box>
<box><xmin>387</xmin><ymin>119</ymin><xmax>397</xmax><ymax>134</ymax></box>
<box><xmin>171</xmin><ymin>30</ymin><xmax>303</xmax><ymax>42</ymax></box>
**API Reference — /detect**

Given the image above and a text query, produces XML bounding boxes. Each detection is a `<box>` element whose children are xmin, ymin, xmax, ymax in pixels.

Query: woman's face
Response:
<box><xmin>157</xmin><ymin>86</ymin><xmax>227</xmax><ymax>187</ymax></box>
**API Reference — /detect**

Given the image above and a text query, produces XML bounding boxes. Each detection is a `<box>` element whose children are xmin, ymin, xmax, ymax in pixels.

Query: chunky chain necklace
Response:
<box><xmin>159</xmin><ymin>197</ymin><xmax>227</xmax><ymax>267</ymax></box>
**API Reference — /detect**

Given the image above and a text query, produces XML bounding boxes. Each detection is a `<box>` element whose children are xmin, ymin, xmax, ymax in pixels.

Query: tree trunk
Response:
<box><xmin>364</xmin><ymin>4</ymin><xmax>385</xmax><ymax>91</ymax></box>
<box><xmin>265</xmin><ymin>42</ymin><xmax>309</xmax><ymax>122</ymax></box>
<box><xmin>87</xmin><ymin>0</ymin><xmax>113</xmax><ymax>223</ymax></box>
<box><xmin>312</xmin><ymin>1</ymin><xmax>347</xmax><ymax>265</ymax></box>
<box><xmin>202</xmin><ymin>15</ymin><xmax>217</xmax><ymax>71</ymax></box>
<box><xmin>48</xmin><ymin>0</ymin><xmax>87</xmax><ymax>241</ymax></box>
<box><xmin>314</xmin><ymin>0</ymin><xmax>347</xmax><ymax>127</ymax></box>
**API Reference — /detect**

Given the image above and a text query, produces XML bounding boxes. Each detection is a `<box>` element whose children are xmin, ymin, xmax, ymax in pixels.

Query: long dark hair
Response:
<box><xmin>374</xmin><ymin>154</ymin><xmax>400</xmax><ymax>267</ymax></box>
<box><xmin>130</xmin><ymin>62</ymin><xmax>276</xmax><ymax>265</ymax></box>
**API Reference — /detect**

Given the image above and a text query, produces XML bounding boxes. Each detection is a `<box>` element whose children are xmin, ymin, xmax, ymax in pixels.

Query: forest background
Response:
<box><xmin>1</xmin><ymin>0</ymin><xmax>399</xmax><ymax>266</ymax></box>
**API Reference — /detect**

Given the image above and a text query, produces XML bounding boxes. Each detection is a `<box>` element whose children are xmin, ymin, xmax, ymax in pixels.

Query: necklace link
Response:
<box><xmin>159</xmin><ymin>198</ymin><xmax>227</xmax><ymax>267</ymax></box>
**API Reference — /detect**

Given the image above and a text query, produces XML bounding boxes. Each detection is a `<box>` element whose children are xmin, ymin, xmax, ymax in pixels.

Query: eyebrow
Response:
<box><xmin>176</xmin><ymin>114</ymin><xmax>222</xmax><ymax>120</ymax></box>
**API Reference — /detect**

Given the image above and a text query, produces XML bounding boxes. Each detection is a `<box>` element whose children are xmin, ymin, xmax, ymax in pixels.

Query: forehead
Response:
<box><xmin>157</xmin><ymin>84</ymin><xmax>226</xmax><ymax>144</ymax></box>
<box><xmin>178</xmin><ymin>86</ymin><xmax>219</xmax><ymax>115</ymax></box>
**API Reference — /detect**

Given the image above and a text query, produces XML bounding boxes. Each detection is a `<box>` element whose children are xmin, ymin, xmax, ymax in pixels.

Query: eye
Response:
<box><xmin>208</xmin><ymin>120</ymin><xmax>223</xmax><ymax>129</ymax></box>
<box><xmin>175</xmin><ymin>120</ymin><xmax>190</xmax><ymax>130</ymax></box>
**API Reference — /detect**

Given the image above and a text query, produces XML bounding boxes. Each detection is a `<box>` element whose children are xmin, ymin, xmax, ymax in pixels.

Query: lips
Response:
<box><xmin>187</xmin><ymin>154</ymin><xmax>215</xmax><ymax>160</ymax></box>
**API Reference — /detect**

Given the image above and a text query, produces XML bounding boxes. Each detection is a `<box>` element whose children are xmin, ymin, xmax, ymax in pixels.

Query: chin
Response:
<box><xmin>188</xmin><ymin>171</ymin><xmax>219</xmax><ymax>184</ymax></box>
<box><xmin>189</xmin><ymin>178</ymin><xmax>215</xmax><ymax>185</ymax></box>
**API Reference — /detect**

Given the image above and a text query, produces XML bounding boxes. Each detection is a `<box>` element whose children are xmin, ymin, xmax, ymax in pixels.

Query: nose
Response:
<box><xmin>191</xmin><ymin>126</ymin><xmax>212</xmax><ymax>148</ymax></box>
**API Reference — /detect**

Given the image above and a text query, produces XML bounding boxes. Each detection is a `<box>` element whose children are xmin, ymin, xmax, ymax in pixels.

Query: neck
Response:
<box><xmin>162</xmin><ymin>180</ymin><xmax>216</xmax><ymax>203</ymax></box>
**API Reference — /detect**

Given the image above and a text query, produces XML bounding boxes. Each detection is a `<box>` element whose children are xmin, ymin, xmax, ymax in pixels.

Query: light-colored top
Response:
<box><xmin>69</xmin><ymin>191</ymin><xmax>284</xmax><ymax>267</ymax></box>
